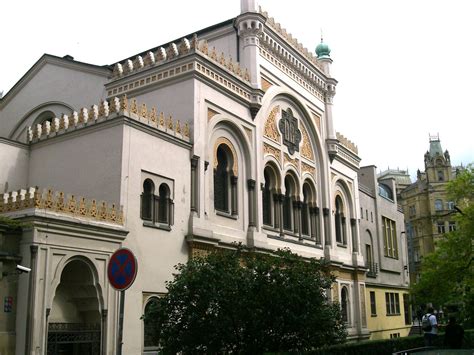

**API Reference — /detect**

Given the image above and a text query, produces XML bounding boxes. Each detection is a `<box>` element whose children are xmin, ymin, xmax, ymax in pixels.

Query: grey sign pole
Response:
<box><xmin>117</xmin><ymin>290</ymin><xmax>125</xmax><ymax>355</ymax></box>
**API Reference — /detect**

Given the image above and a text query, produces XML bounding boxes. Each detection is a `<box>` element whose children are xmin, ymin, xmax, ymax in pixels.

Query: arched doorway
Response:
<box><xmin>47</xmin><ymin>259</ymin><xmax>102</xmax><ymax>355</ymax></box>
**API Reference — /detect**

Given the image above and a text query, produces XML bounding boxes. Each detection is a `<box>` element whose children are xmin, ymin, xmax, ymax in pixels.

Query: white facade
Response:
<box><xmin>0</xmin><ymin>2</ymin><xmax>370</xmax><ymax>354</ymax></box>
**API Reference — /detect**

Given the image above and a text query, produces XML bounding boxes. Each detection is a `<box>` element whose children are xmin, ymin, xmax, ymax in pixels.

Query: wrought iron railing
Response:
<box><xmin>366</xmin><ymin>262</ymin><xmax>378</xmax><ymax>278</ymax></box>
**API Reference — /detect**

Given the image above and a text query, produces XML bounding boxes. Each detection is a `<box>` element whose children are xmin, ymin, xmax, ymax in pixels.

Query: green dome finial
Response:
<box><xmin>316</xmin><ymin>33</ymin><xmax>331</xmax><ymax>59</ymax></box>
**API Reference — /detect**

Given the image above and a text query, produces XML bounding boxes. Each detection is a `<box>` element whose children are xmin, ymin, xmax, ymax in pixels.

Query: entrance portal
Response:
<box><xmin>47</xmin><ymin>259</ymin><xmax>102</xmax><ymax>355</ymax></box>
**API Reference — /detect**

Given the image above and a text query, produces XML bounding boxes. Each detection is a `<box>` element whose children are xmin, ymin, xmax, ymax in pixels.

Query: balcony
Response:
<box><xmin>366</xmin><ymin>262</ymin><xmax>378</xmax><ymax>278</ymax></box>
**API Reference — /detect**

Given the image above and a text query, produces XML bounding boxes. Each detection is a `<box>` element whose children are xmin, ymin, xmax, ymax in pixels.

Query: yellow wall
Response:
<box><xmin>365</xmin><ymin>286</ymin><xmax>411</xmax><ymax>340</ymax></box>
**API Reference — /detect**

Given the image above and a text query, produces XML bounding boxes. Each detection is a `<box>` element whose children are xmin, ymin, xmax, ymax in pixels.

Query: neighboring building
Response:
<box><xmin>359</xmin><ymin>166</ymin><xmax>410</xmax><ymax>339</ymax></box>
<box><xmin>0</xmin><ymin>1</ymin><xmax>370</xmax><ymax>353</ymax></box>
<box><xmin>378</xmin><ymin>168</ymin><xmax>412</xmax><ymax>201</ymax></box>
<box><xmin>400</xmin><ymin>135</ymin><xmax>459</xmax><ymax>285</ymax></box>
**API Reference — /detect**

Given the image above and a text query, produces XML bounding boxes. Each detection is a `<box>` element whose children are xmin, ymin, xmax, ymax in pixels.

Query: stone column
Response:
<box><xmin>190</xmin><ymin>155</ymin><xmax>199</xmax><ymax>213</ymax></box>
<box><xmin>231</xmin><ymin>176</ymin><xmax>238</xmax><ymax>215</ymax></box>
<box><xmin>342</xmin><ymin>216</ymin><xmax>347</xmax><ymax>245</ymax></box>
<box><xmin>323</xmin><ymin>208</ymin><xmax>330</xmax><ymax>245</ymax></box>
<box><xmin>351</xmin><ymin>218</ymin><xmax>358</xmax><ymax>252</ymax></box>
<box><xmin>278</xmin><ymin>194</ymin><xmax>285</xmax><ymax>237</ymax></box>
<box><xmin>26</xmin><ymin>245</ymin><xmax>38</xmax><ymax>355</ymax></box>
<box><xmin>247</xmin><ymin>179</ymin><xmax>256</xmax><ymax>227</ymax></box>
<box><xmin>294</xmin><ymin>201</ymin><xmax>302</xmax><ymax>239</ymax></box>
<box><xmin>273</xmin><ymin>193</ymin><xmax>280</xmax><ymax>230</ymax></box>
<box><xmin>101</xmin><ymin>309</ymin><xmax>108</xmax><ymax>355</ymax></box>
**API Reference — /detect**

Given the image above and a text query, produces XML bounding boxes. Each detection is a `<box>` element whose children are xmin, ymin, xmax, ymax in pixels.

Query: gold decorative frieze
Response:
<box><xmin>263</xmin><ymin>142</ymin><xmax>281</xmax><ymax>162</ymax></box>
<box><xmin>284</xmin><ymin>153</ymin><xmax>299</xmax><ymax>171</ymax></box>
<box><xmin>261</xmin><ymin>77</ymin><xmax>273</xmax><ymax>92</ymax></box>
<box><xmin>214</xmin><ymin>137</ymin><xmax>238</xmax><ymax>175</ymax></box>
<box><xmin>336</xmin><ymin>132</ymin><xmax>359</xmax><ymax>155</ymax></box>
<box><xmin>207</xmin><ymin>108</ymin><xmax>219</xmax><ymax>121</ymax></box>
<box><xmin>302</xmin><ymin>161</ymin><xmax>316</xmax><ymax>176</ymax></box>
<box><xmin>300</xmin><ymin>124</ymin><xmax>314</xmax><ymax>161</ymax></box>
<box><xmin>0</xmin><ymin>187</ymin><xmax>124</xmax><ymax>225</ymax></box>
<box><xmin>26</xmin><ymin>95</ymin><xmax>191</xmax><ymax>144</ymax></box>
<box><xmin>263</xmin><ymin>105</ymin><xmax>281</xmax><ymax>143</ymax></box>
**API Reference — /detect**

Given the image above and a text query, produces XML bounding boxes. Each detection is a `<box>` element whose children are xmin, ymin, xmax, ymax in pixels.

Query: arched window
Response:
<box><xmin>158</xmin><ymin>183</ymin><xmax>172</xmax><ymax>224</ymax></box>
<box><xmin>301</xmin><ymin>184</ymin><xmax>310</xmax><ymax>236</ymax></box>
<box><xmin>34</xmin><ymin>110</ymin><xmax>55</xmax><ymax>125</ymax></box>
<box><xmin>434</xmin><ymin>199</ymin><xmax>443</xmax><ymax>211</ymax></box>
<box><xmin>335</xmin><ymin>196</ymin><xmax>345</xmax><ymax>244</ymax></box>
<box><xmin>341</xmin><ymin>286</ymin><xmax>349</xmax><ymax>323</ymax></box>
<box><xmin>141</xmin><ymin>179</ymin><xmax>174</xmax><ymax>228</ymax></box>
<box><xmin>141</xmin><ymin>179</ymin><xmax>155</xmax><ymax>221</ymax></box>
<box><xmin>214</xmin><ymin>146</ymin><xmax>229</xmax><ymax>212</ymax></box>
<box><xmin>262</xmin><ymin>168</ymin><xmax>274</xmax><ymax>226</ymax></box>
<box><xmin>283</xmin><ymin>176</ymin><xmax>294</xmax><ymax>231</ymax></box>
<box><xmin>214</xmin><ymin>143</ymin><xmax>238</xmax><ymax>216</ymax></box>
<box><xmin>143</xmin><ymin>297</ymin><xmax>161</xmax><ymax>351</ymax></box>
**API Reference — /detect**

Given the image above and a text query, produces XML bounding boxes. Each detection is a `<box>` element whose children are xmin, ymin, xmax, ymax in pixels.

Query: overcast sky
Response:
<box><xmin>2</xmin><ymin>0</ymin><xmax>473</xmax><ymax>179</ymax></box>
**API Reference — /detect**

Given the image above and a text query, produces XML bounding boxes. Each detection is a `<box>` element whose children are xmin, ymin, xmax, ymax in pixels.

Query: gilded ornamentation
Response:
<box><xmin>130</xmin><ymin>99</ymin><xmax>138</xmax><ymax>115</ymax></box>
<box><xmin>190</xmin><ymin>34</ymin><xmax>198</xmax><ymax>50</ymax></box>
<box><xmin>167</xmin><ymin>115</ymin><xmax>173</xmax><ymax>130</ymax></box>
<box><xmin>55</xmin><ymin>191</ymin><xmax>66</xmax><ymax>212</ymax></box>
<box><xmin>263</xmin><ymin>105</ymin><xmax>281</xmax><ymax>143</ymax></box>
<box><xmin>45</xmin><ymin>189</ymin><xmax>54</xmax><ymax>209</ymax></box>
<box><xmin>261</xmin><ymin>77</ymin><xmax>273</xmax><ymax>92</ymax></box>
<box><xmin>214</xmin><ymin>137</ymin><xmax>238</xmax><ymax>175</ymax></box>
<box><xmin>176</xmin><ymin>120</ymin><xmax>181</xmax><ymax>134</ymax></box>
<box><xmin>263</xmin><ymin>142</ymin><xmax>281</xmax><ymax>162</ymax></box>
<box><xmin>207</xmin><ymin>108</ymin><xmax>219</xmax><ymax>121</ymax></box>
<box><xmin>219</xmin><ymin>52</ymin><xmax>226</xmax><ymax>66</ymax></box>
<box><xmin>300</xmin><ymin>124</ymin><xmax>314</xmax><ymax>161</ymax></box>
<box><xmin>159</xmin><ymin>112</ymin><xmax>165</xmax><ymax>127</ymax></box>
<box><xmin>89</xmin><ymin>200</ymin><xmax>97</xmax><ymax>218</ymax></box>
<box><xmin>67</xmin><ymin>195</ymin><xmax>77</xmax><ymax>213</ymax></box>
<box><xmin>302</xmin><ymin>162</ymin><xmax>316</xmax><ymax>176</ymax></box>
<box><xmin>284</xmin><ymin>153</ymin><xmax>299</xmax><ymax>171</ymax></box>
<box><xmin>150</xmin><ymin>107</ymin><xmax>157</xmax><ymax>124</ymax></box>
<box><xmin>140</xmin><ymin>103</ymin><xmax>148</xmax><ymax>119</ymax></box>
<box><xmin>279</xmin><ymin>108</ymin><xmax>301</xmax><ymax>155</ymax></box>
<box><xmin>99</xmin><ymin>201</ymin><xmax>108</xmax><ymax>220</ymax></box>
<box><xmin>120</xmin><ymin>95</ymin><xmax>128</xmax><ymax>111</ymax></box>
<box><xmin>184</xmin><ymin>123</ymin><xmax>190</xmax><ymax>138</ymax></box>
<box><xmin>210</xmin><ymin>47</ymin><xmax>217</xmax><ymax>61</ymax></box>
<box><xmin>78</xmin><ymin>197</ymin><xmax>87</xmax><ymax>216</ymax></box>
<box><xmin>199</xmin><ymin>40</ymin><xmax>209</xmax><ymax>55</ymax></box>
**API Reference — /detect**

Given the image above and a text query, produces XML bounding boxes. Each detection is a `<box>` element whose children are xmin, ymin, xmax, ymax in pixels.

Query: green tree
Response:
<box><xmin>152</xmin><ymin>247</ymin><xmax>346</xmax><ymax>354</ymax></box>
<box><xmin>412</xmin><ymin>165</ymin><xmax>474</xmax><ymax>326</ymax></box>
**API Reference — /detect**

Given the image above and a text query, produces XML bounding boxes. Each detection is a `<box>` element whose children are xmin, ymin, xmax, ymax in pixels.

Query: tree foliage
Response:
<box><xmin>151</xmin><ymin>247</ymin><xmax>346</xmax><ymax>354</ymax></box>
<box><xmin>412</xmin><ymin>165</ymin><xmax>474</xmax><ymax>326</ymax></box>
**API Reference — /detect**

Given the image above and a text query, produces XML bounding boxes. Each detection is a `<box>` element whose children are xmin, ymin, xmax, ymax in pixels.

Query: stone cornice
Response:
<box><xmin>0</xmin><ymin>136</ymin><xmax>29</xmax><ymax>150</ymax></box>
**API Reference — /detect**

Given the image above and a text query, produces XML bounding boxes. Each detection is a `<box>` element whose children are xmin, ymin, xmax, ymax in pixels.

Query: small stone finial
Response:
<box><xmin>125</xmin><ymin>59</ymin><xmax>134</xmax><ymax>73</ymax></box>
<box><xmin>60</xmin><ymin>114</ymin><xmax>69</xmax><ymax>130</ymax></box>
<box><xmin>36</xmin><ymin>123</ymin><xmax>42</xmax><ymax>138</ymax></box>
<box><xmin>150</xmin><ymin>107</ymin><xmax>157</xmax><ymax>124</ymax></box>
<box><xmin>191</xmin><ymin>34</ymin><xmax>198</xmax><ymax>50</ymax></box>
<box><xmin>167</xmin><ymin>115</ymin><xmax>174</xmax><ymax>130</ymax></box>
<box><xmin>159</xmin><ymin>112</ymin><xmax>165</xmax><ymax>127</ymax></box>
<box><xmin>44</xmin><ymin>121</ymin><xmax>51</xmax><ymax>136</ymax></box>
<box><xmin>90</xmin><ymin>105</ymin><xmax>99</xmax><ymax>121</ymax></box>
<box><xmin>157</xmin><ymin>47</ymin><xmax>167</xmax><ymax>61</ymax></box>
<box><xmin>179</xmin><ymin>38</ymin><xmax>191</xmax><ymax>54</ymax></box>
<box><xmin>176</xmin><ymin>120</ymin><xmax>181</xmax><ymax>134</ymax></box>
<box><xmin>99</xmin><ymin>100</ymin><xmax>109</xmax><ymax>117</ymax></box>
<box><xmin>184</xmin><ymin>122</ymin><xmax>190</xmax><ymax>138</ymax></box>
<box><xmin>169</xmin><ymin>43</ymin><xmax>179</xmax><ymax>58</ymax></box>
<box><xmin>79</xmin><ymin>108</ymin><xmax>89</xmax><ymax>124</ymax></box>
<box><xmin>219</xmin><ymin>52</ymin><xmax>226</xmax><ymax>65</ymax></box>
<box><xmin>110</xmin><ymin>97</ymin><xmax>120</xmax><ymax>113</ymax></box>
<box><xmin>210</xmin><ymin>47</ymin><xmax>218</xmax><ymax>60</ymax></box>
<box><xmin>199</xmin><ymin>40</ymin><xmax>209</xmax><ymax>55</ymax></box>
<box><xmin>27</xmin><ymin>127</ymin><xmax>33</xmax><ymax>142</ymax></box>
<box><xmin>136</xmin><ymin>55</ymin><xmax>144</xmax><ymax>69</ymax></box>
<box><xmin>145</xmin><ymin>51</ymin><xmax>155</xmax><ymax>66</ymax></box>
<box><xmin>113</xmin><ymin>63</ymin><xmax>123</xmax><ymax>77</ymax></box>
<box><xmin>52</xmin><ymin>117</ymin><xmax>59</xmax><ymax>132</ymax></box>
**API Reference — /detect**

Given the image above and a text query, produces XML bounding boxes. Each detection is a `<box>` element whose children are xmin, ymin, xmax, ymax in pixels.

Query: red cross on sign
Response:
<box><xmin>107</xmin><ymin>248</ymin><xmax>138</xmax><ymax>291</ymax></box>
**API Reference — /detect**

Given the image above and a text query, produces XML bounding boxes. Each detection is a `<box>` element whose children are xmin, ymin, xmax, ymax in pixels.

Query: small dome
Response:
<box><xmin>316</xmin><ymin>39</ymin><xmax>331</xmax><ymax>58</ymax></box>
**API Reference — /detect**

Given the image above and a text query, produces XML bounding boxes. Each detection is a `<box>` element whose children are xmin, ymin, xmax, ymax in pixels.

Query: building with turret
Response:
<box><xmin>401</xmin><ymin>135</ymin><xmax>460</xmax><ymax>285</ymax></box>
<box><xmin>0</xmin><ymin>1</ymin><xmax>371</xmax><ymax>353</ymax></box>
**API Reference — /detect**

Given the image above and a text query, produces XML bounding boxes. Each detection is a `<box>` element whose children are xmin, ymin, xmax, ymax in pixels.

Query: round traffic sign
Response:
<box><xmin>107</xmin><ymin>248</ymin><xmax>138</xmax><ymax>291</ymax></box>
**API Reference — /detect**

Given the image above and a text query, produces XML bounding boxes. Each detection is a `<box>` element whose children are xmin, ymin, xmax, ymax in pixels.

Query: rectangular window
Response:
<box><xmin>366</xmin><ymin>209</ymin><xmax>369</xmax><ymax>220</ymax></box>
<box><xmin>382</xmin><ymin>217</ymin><xmax>398</xmax><ymax>258</ymax></box>
<box><xmin>403</xmin><ymin>294</ymin><xmax>411</xmax><ymax>325</ymax></box>
<box><xmin>370</xmin><ymin>291</ymin><xmax>377</xmax><ymax>316</ymax></box>
<box><xmin>437</xmin><ymin>221</ymin><xmax>446</xmax><ymax>234</ymax></box>
<box><xmin>371</xmin><ymin>212</ymin><xmax>373</xmax><ymax>222</ymax></box>
<box><xmin>447</xmin><ymin>201</ymin><xmax>455</xmax><ymax>210</ymax></box>
<box><xmin>448</xmin><ymin>221</ymin><xmax>456</xmax><ymax>232</ymax></box>
<box><xmin>361</xmin><ymin>207</ymin><xmax>363</xmax><ymax>219</ymax></box>
<box><xmin>385</xmin><ymin>292</ymin><xmax>400</xmax><ymax>315</ymax></box>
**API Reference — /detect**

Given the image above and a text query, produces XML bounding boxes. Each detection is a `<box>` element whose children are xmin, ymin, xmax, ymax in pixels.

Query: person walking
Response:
<box><xmin>422</xmin><ymin>307</ymin><xmax>438</xmax><ymax>346</ymax></box>
<box><xmin>444</xmin><ymin>316</ymin><xmax>464</xmax><ymax>349</ymax></box>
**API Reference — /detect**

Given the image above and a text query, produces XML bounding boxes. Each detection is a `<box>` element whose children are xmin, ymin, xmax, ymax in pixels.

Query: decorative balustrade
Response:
<box><xmin>111</xmin><ymin>34</ymin><xmax>251</xmax><ymax>84</ymax></box>
<box><xmin>0</xmin><ymin>187</ymin><xmax>124</xmax><ymax>225</ymax></box>
<box><xmin>26</xmin><ymin>95</ymin><xmax>190</xmax><ymax>143</ymax></box>
<box><xmin>336</xmin><ymin>132</ymin><xmax>359</xmax><ymax>155</ymax></box>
